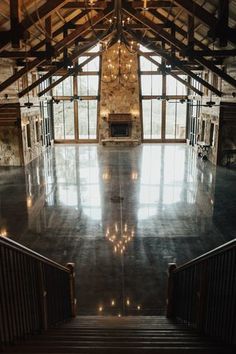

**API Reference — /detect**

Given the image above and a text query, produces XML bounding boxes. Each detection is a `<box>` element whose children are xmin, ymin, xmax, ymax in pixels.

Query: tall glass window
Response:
<box><xmin>140</xmin><ymin>46</ymin><xmax>187</xmax><ymax>141</ymax></box>
<box><xmin>78</xmin><ymin>100</ymin><xmax>97</xmax><ymax>139</ymax></box>
<box><xmin>166</xmin><ymin>101</ymin><xmax>187</xmax><ymax>139</ymax></box>
<box><xmin>54</xmin><ymin>101</ymin><xmax>75</xmax><ymax>139</ymax></box>
<box><xmin>52</xmin><ymin>45</ymin><xmax>100</xmax><ymax>141</ymax></box>
<box><xmin>142</xmin><ymin>100</ymin><xmax>162</xmax><ymax>139</ymax></box>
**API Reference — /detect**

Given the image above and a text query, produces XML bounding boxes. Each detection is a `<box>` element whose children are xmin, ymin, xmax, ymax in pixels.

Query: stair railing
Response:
<box><xmin>0</xmin><ymin>236</ymin><xmax>76</xmax><ymax>348</ymax></box>
<box><xmin>167</xmin><ymin>239</ymin><xmax>236</xmax><ymax>344</ymax></box>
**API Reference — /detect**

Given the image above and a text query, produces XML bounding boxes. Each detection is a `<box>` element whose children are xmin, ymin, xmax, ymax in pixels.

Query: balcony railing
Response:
<box><xmin>167</xmin><ymin>239</ymin><xmax>236</xmax><ymax>344</ymax></box>
<box><xmin>0</xmin><ymin>236</ymin><xmax>76</xmax><ymax>348</ymax></box>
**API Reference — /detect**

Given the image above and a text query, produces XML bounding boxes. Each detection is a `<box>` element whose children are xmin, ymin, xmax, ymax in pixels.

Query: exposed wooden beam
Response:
<box><xmin>132</xmin><ymin>1</ymin><xmax>177</xmax><ymax>8</ymax></box>
<box><xmin>10</xmin><ymin>0</ymin><xmax>20</xmax><ymax>48</ymax></box>
<box><xmin>184</xmin><ymin>49</ymin><xmax>236</xmax><ymax>58</ymax></box>
<box><xmin>0</xmin><ymin>6</ymin><xmax>114</xmax><ymax>93</ymax></box>
<box><xmin>126</xmin><ymin>28</ymin><xmax>222</xmax><ymax>96</ymax></box>
<box><xmin>63</xmin><ymin>1</ymin><xmax>106</xmax><ymax>9</ymax></box>
<box><xmin>18</xmin><ymin>27</ymin><xmax>114</xmax><ymax>98</ymax></box>
<box><xmin>187</xmin><ymin>14</ymin><xmax>194</xmax><ymax>50</ymax></box>
<box><xmin>173</xmin><ymin>0</ymin><xmax>236</xmax><ymax>45</ymax></box>
<box><xmin>139</xmin><ymin>51</ymin><xmax>203</xmax><ymax>96</ymax></box>
<box><xmin>45</xmin><ymin>16</ymin><xmax>52</xmax><ymax>59</ymax></box>
<box><xmin>38</xmin><ymin>54</ymin><xmax>98</xmax><ymax>97</ymax></box>
<box><xmin>0</xmin><ymin>0</ymin><xmax>70</xmax><ymax>50</ymax></box>
<box><xmin>32</xmin><ymin>10</ymin><xmax>89</xmax><ymax>52</ymax></box>
<box><xmin>124</xmin><ymin>4</ymin><xmax>236</xmax><ymax>90</ymax></box>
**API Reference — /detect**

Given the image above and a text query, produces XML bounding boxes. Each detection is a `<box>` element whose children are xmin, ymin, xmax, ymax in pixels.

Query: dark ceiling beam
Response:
<box><xmin>0</xmin><ymin>6</ymin><xmax>114</xmax><ymax>93</ymax></box>
<box><xmin>0</xmin><ymin>0</ymin><xmax>70</xmax><ymax>50</ymax></box>
<box><xmin>185</xmin><ymin>49</ymin><xmax>236</xmax><ymax>58</ymax></box>
<box><xmin>18</xmin><ymin>26</ymin><xmax>114</xmax><ymax>98</ymax></box>
<box><xmin>139</xmin><ymin>51</ymin><xmax>203</xmax><ymax>96</ymax></box>
<box><xmin>173</xmin><ymin>0</ymin><xmax>236</xmax><ymax>45</ymax></box>
<box><xmin>45</xmin><ymin>16</ymin><xmax>53</xmax><ymax>59</ymax></box>
<box><xmin>10</xmin><ymin>0</ymin><xmax>20</xmax><ymax>48</ymax></box>
<box><xmin>208</xmin><ymin>0</ymin><xmax>229</xmax><ymax>47</ymax></box>
<box><xmin>63</xmin><ymin>1</ymin><xmax>106</xmax><ymax>9</ymax></box>
<box><xmin>124</xmin><ymin>4</ymin><xmax>236</xmax><ymax>90</ymax></box>
<box><xmin>126</xmin><ymin>28</ymin><xmax>222</xmax><ymax>96</ymax></box>
<box><xmin>32</xmin><ymin>10</ymin><xmax>89</xmax><ymax>52</ymax></box>
<box><xmin>132</xmin><ymin>1</ymin><xmax>177</xmax><ymax>8</ymax></box>
<box><xmin>38</xmin><ymin>54</ymin><xmax>98</xmax><ymax>97</ymax></box>
<box><xmin>187</xmin><ymin>14</ymin><xmax>194</xmax><ymax>50</ymax></box>
<box><xmin>0</xmin><ymin>51</ymin><xmax>50</xmax><ymax>58</ymax></box>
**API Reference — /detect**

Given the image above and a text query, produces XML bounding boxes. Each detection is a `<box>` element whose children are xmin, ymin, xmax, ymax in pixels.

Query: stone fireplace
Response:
<box><xmin>99</xmin><ymin>43</ymin><xmax>142</xmax><ymax>146</ymax></box>
<box><xmin>109</xmin><ymin>113</ymin><xmax>132</xmax><ymax>138</ymax></box>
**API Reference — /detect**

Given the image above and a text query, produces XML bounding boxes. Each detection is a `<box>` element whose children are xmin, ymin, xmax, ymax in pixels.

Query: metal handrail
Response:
<box><xmin>0</xmin><ymin>236</ymin><xmax>70</xmax><ymax>272</ymax></box>
<box><xmin>174</xmin><ymin>239</ymin><xmax>236</xmax><ymax>272</ymax></box>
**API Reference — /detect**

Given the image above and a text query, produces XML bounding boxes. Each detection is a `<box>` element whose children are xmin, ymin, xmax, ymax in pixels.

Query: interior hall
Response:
<box><xmin>0</xmin><ymin>1</ymin><xmax>236</xmax><ymax>353</ymax></box>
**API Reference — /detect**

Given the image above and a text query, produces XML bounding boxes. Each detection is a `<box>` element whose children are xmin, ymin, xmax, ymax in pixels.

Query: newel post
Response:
<box><xmin>66</xmin><ymin>263</ymin><xmax>77</xmax><ymax>317</ymax></box>
<box><xmin>166</xmin><ymin>263</ymin><xmax>177</xmax><ymax>318</ymax></box>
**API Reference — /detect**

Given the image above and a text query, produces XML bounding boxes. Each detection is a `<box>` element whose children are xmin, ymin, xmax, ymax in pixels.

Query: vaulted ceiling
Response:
<box><xmin>0</xmin><ymin>0</ymin><xmax>236</xmax><ymax>97</ymax></box>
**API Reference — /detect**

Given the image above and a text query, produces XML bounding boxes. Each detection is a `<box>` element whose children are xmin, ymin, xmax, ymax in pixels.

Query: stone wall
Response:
<box><xmin>197</xmin><ymin>66</ymin><xmax>236</xmax><ymax>165</ymax></box>
<box><xmin>0</xmin><ymin>126</ymin><xmax>22</xmax><ymax>166</ymax></box>
<box><xmin>99</xmin><ymin>43</ymin><xmax>141</xmax><ymax>143</ymax></box>
<box><xmin>0</xmin><ymin>59</ymin><xmax>43</xmax><ymax>166</ymax></box>
<box><xmin>21</xmin><ymin>106</ymin><xmax>43</xmax><ymax>165</ymax></box>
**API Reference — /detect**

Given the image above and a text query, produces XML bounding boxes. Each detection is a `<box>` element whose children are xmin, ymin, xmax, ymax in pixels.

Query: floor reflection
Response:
<box><xmin>0</xmin><ymin>144</ymin><xmax>235</xmax><ymax>315</ymax></box>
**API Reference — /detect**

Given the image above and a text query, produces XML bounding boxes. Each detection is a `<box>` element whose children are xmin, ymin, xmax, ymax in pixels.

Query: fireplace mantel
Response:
<box><xmin>108</xmin><ymin>113</ymin><xmax>132</xmax><ymax>123</ymax></box>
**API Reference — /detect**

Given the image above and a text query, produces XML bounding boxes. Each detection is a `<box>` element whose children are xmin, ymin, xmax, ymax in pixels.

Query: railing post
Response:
<box><xmin>66</xmin><ymin>263</ymin><xmax>77</xmax><ymax>317</ymax></box>
<box><xmin>166</xmin><ymin>263</ymin><xmax>177</xmax><ymax>318</ymax></box>
<box><xmin>196</xmin><ymin>261</ymin><xmax>208</xmax><ymax>332</ymax></box>
<box><xmin>38</xmin><ymin>262</ymin><xmax>47</xmax><ymax>330</ymax></box>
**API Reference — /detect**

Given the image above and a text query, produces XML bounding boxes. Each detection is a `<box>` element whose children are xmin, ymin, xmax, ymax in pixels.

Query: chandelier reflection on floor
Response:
<box><xmin>105</xmin><ymin>223</ymin><xmax>135</xmax><ymax>255</ymax></box>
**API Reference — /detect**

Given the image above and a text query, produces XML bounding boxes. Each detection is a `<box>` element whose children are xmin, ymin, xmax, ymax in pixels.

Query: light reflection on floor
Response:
<box><xmin>0</xmin><ymin>144</ymin><xmax>235</xmax><ymax>315</ymax></box>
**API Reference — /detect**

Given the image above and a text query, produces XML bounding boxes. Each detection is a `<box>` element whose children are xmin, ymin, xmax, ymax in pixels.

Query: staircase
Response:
<box><xmin>3</xmin><ymin>316</ymin><xmax>234</xmax><ymax>354</ymax></box>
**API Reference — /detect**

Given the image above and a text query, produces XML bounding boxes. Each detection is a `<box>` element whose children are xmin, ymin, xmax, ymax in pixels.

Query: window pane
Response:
<box><xmin>52</xmin><ymin>76</ymin><xmax>73</xmax><ymax>96</ymax></box>
<box><xmin>54</xmin><ymin>101</ymin><xmax>75</xmax><ymax>139</ymax></box>
<box><xmin>78</xmin><ymin>100</ymin><xmax>98</xmax><ymax>140</ymax></box>
<box><xmin>64</xmin><ymin>101</ymin><xmax>75</xmax><ymax>139</ymax></box>
<box><xmin>63</xmin><ymin>76</ymin><xmax>73</xmax><ymax>96</ymax></box>
<box><xmin>141</xmin><ymin>75</ymin><xmax>162</xmax><ymax>95</ymax></box>
<box><xmin>142</xmin><ymin>99</ymin><xmax>162</xmax><ymax>139</ymax></box>
<box><xmin>78</xmin><ymin>75</ymin><xmax>99</xmax><ymax>96</ymax></box>
<box><xmin>89</xmin><ymin>100</ymin><xmax>97</xmax><ymax>139</ymax></box>
<box><xmin>142</xmin><ymin>100</ymin><xmax>152</xmax><ymax>139</ymax></box>
<box><xmin>167</xmin><ymin>75</ymin><xmax>187</xmax><ymax>95</ymax></box>
<box><xmin>79</xmin><ymin>101</ymin><xmax>88</xmax><ymax>139</ymax></box>
<box><xmin>54</xmin><ymin>102</ymin><xmax>64</xmax><ymax>139</ymax></box>
<box><xmin>141</xmin><ymin>75</ymin><xmax>152</xmax><ymax>95</ymax></box>
<box><xmin>176</xmin><ymin>103</ymin><xmax>187</xmax><ymax>139</ymax></box>
<box><xmin>166</xmin><ymin>101</ymin><xmax>186</xmax><ymax>139</ymax></box>
<box><xmin>53</xmin><ymin>77</ymin><xmax>63</xmax><ymax>96</ymax></box>
<box><xmin>152</xmin><ymin>100</ymin><xmax>162</xmax><ymax>139</ymax></box>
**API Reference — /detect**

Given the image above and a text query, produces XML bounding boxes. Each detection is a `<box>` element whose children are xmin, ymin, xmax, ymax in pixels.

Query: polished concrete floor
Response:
<box><xmin>0</xmin><ymin>144</ymin><xmax>235</xmax><ymax>316</ymax></box>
